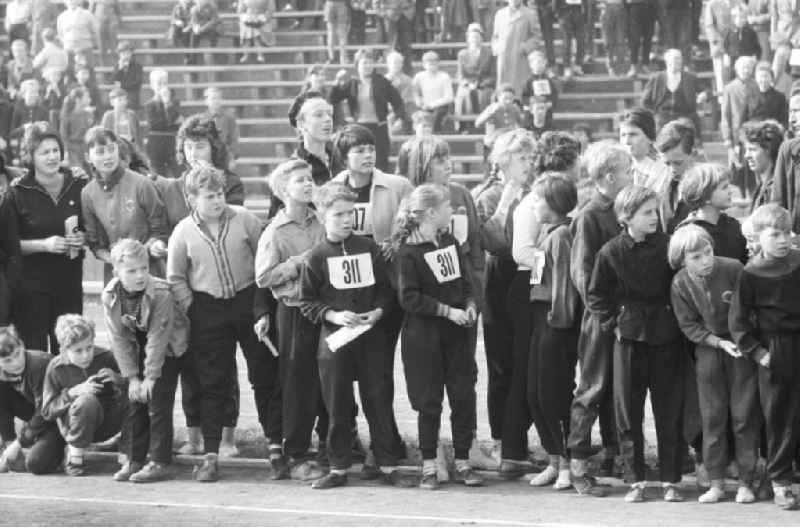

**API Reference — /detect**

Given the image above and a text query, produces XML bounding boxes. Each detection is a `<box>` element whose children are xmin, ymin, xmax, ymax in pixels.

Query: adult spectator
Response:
<box><xmin>5</xmin><ymin>0</ymin><xmax>32</xmax><ymax>46</ymax></box>
<box><xmin>144</xmin><ymin>69</ymin><xmax>183</xmax><ymax>178</ymax></box>
<box><xmin>771</xmin><ymin>95</ymin><xmax>800</xmax><ymax>230</ymax></box>
<box><xmin>652</xmin><ymin>118</ymin><xmax>698</xmax><ymax>232</ymax></box>
<box><xmin>769</xmin><ymin>0</ymin><xmax>800</xmax><ymax>84</ymax></box>
<box><xmin>751</xmin><ymin>61</ymin><xmax>788</xmax><ymax>128</ymax></box>
<box><xmin>745</xmin><ymin>0</ymin><xmax>771</xmax><ymax>61</ymax></box>
<box><xmin>600</xmin><ymin>0</ymin><xmax>626</xmax><ymax>76</ymax></box>
<box><xmin>657</xmin><ymin>0</ymin><xmax>692</xmax><ymax>63</ymax></box>
<box><xmin>491</xmin><ymin>0</ymin><xmax>541</xmax><ymax>96</ymax></box>
<box><xmin>57</xmin><ymin>0</ymin><xmax>100</xmax><ymax>69</ymax></box>
<box><xmin>704</xmin><ymin>0</ymin><xmax>734</xmax><ymax>94</ymax></box>
<box><xmin>111</xmin><ymin>41</ymin><xmax>144</xmax><ymax>112</ymax></box>
<box><xmin>626</xmin><ymin>0</ymin><xmax>656</xmax><ymax>78</ymax></box>
<box><xmin>533</xmin><ymin>0</ymin><xmax>556</xmax><ymax>69</ymax></box>
<box><xmin>30</xmin><ymin>0</ymin><xmax>60</xmax><ymax>56</ymax></box>
<box><xmin>642</xmin><ymin>49</ymin><xmax>702</xmax><ymax>133</ymax></box>
<box><xmin>323</xmin><ymin>0</ymin><xmax>348</xmax><ymax>64</ymax></box>
<box><xmin>741</xmin><ymin>120</ymin><xmax>784</xmax><ymax>210</ymax></box>
<box><xmin>385</xmin><ymin>51</ymin><xmax>416</xmax><ymax>134</ymax></box>
<box><xmin>0</xmin><ymin>326</ymin><xmax>64</xmax><ymax>475</ymax></box>
<box><xmin>203</xmin><ymin>87</ymin><xmax>240</xmax><ymax>167</ymax></box>
<box><xmin>32</xmin><ymin>29</ymin><xmax>69</xmax><ymax>77</ymax></box>
<box><xmin>91</xmin><ymin>0</ymin><xmax>122</xmax><ymax>63</ymax></box>
<box><xmin>328</xmin><ymin>49</ymin><xmax>405</xmax><ymax>172</ymax></box>
<box><xmin>5</xmin><ymin>123</ymin><xmax>87</xmax><ymax>354</ymax></box>
<box><xmin>376</xmin><ymin>0</ymin><xmax>414</xmax><ymax>71</ymax></box>
<box><xmin>721</xmin><ymin>56</ymin><xmax>758</xmax><ymax>169</ymax></box>
<box><xmin>189</xmin><ymin>0</ymin><xmax>221</xmax><ymax>64</ymax></box>
<box><xmin>455</xmin><ymin>23</ymin><xmax>495</xmax><ymax>134</ymax></box>
<box><xmin>288</xmin><ymin>65</ymin><xmax>328</xmax><ymax>130</ymax></box>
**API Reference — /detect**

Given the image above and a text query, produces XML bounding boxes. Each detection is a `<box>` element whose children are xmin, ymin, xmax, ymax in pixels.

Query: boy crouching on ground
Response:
<box><xmin>103</xmin><ymin>238</ymin><xmax>189</xmax><ymax>483</ymax></box>
<box><xmin>42</xmin><ymin>315</ymin><xmax>127</xmax><ymax>476</ymax></box>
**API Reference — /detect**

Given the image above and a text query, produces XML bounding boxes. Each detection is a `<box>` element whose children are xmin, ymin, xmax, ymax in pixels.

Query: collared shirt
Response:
<box><xmin>167</xmin><ymin>205</ymin><xmax>264</xmax><ymax>308</ymax></box>
<box><xmin>255</xmin><ymin>208</ymin><xmax>324</xmax><ymax>305</ymax></box>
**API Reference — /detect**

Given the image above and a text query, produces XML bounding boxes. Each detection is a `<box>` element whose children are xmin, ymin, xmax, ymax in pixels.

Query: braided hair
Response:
<box><xmin>390</xmin><ymin>183</ymin><xmax>449</xmax><ymax>253</ymax></box>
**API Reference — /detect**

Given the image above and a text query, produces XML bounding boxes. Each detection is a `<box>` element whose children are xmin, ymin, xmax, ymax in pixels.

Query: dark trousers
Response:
<box><xmin>358</xmin><ymin>122</ymin><xmax>390</xmax><ymax>173</ymax></box>
<box><xmin>502</xmin><ymin>271</ymin><xmax>534</xmax><ymax>461</ymax></box>
<box><xmin>614</xmin><ymin>339</ymin><xmax>685</xmax><ymax>483</ymax></box>
<box><xmin>567</xmin><ymin>310</ymin><xmax>618</xmax><ymax>459</ymax></box>
<box><xmin>122</xmin><ymin>356</ymin><xmax>180</xmax><ymax>465</ymax></box>
<box><xmin>601</xmin><ymin>3</ymin><xmax>627</xmax><ymax>69</ymax></box>
<box><xmin>430</xmin><ymin>104</ymin><xmax>450</xmax><ymax>133</ymax></box>
<box><xmin>528</xmin><ymin>303</ymin><xmax>578</xmax><ymax>457</ymax></box>
<box><xmin>759</xmin><ymin>334</ymin><xmax>800</xmax><ymax>485</ymax></box>
<box><xmin>660</xmin><ymin>8</ymin><xmax>692</xmax><ymax>60</ymax></box>
<box><xmin>382</xmin><ymin>15</ymin><xmax>413</xmax><ymax>71</ymax></box>
<box><xmin>319</xmin><ymin>323</ymin><xmax>397</xmax><ymax>470</ymax></box>
<box><xmin>276</xmin><ymin>302</ymin><xmax>328</xmax><ymax>459</ymax></box>
<box><xmin>348</xmin><ymin>9</ymin><xmax>367</xmax><ymax>45</ymax></box>
<box><xmin>179</xmin><ymin>352</ymin><xmax>239</xmax><ymax>429</ymax></box>
<box><xmin>695</xmin><ymin>344</ymin><xmax>760</xmax><ymax>482</ymax></box>
<box><xmin>627</xmin><ymin>3</ymin><xmax>655</xmax><ymax>65</ymax></box>
<box><xmin>559</xmin><ymin>6</ymin><xmax>585</xmax><ymax>67</ymax></box>
<box><xmin>0</xmin><ymin>383</ymin><xmax>66</xmax><ymax>474</ymax></box>
<box><xmin>402</xmin><ymin>315</ymin><xmax>477</xmax><ymax>460</ymax></box>
<box><xmin>535</xmin><ymin>0</ymin><xmax>556</xmax><ymax>65</ymax></box>
<box><xmin>146</xmin><ymin>133</ymin><xmax>179</xmax><ymax>178</ymax></box>
<box><xmin>15</xmin><ymin>284</ymin><xmax>83</xmax><ymax>355</ymax></box>
<box><xmin>172</xmin><ymin>28</ymin><xmax>191</xmax><ymax>48</ymax></box>
<box><xmin>377</xmin><ymin>295</ymin><xmax>408</xmax><ymax>459</ymax></box>
<box><xmin>482</xmin><ymin>255</ymin><xmax>516</xmax><ymax>440</ymax></box>
<box><xmin>185</xmin><ymin>286</ymin><xmax>281</xmax><ymax>453</ymax></box>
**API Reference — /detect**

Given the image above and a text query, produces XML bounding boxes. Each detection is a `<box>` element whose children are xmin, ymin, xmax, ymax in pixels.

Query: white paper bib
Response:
<box><xmin>532</xmin><ymin>79</ymin><xmax>551</xmax><ymax>97</ymax></box>
<box><xmin>448</xmin><ymin>214</ymin><xmax>468</xmax><ymax>245</ymax></box>
<box><xmin>352</xmin><ymin>203</ymin><xmax>373</xmax><ymax>236</ymax></box>
<box><xmin>327</xmin><ymin>253</ymin><xmax>376</xmax><ymax>289</ymax></box>
<box><xmin>423</xmin><ymin>244</ymin><xmax>462</xmax><ymax>283</ymax></box>
<box><xmin>528</xmin><ymin>249</ymin><xmax>546</xmax><ymax>285</ymax></box>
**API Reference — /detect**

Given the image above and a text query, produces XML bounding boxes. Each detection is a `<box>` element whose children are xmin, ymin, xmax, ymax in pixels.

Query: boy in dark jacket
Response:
<box><xmin>729</xmin><ymin>204</ymin><xmax>800</xmax><ymax>510</ymax></box>
<box><xmin>299</xmin><ymin>181</ymin><xmax>409</xmax><ymax>490</ymax></box>
<box><xmin>111</xmin><ymin>41</ymin><xmax>144</xmax><ymax>112</ymax></box>
<box><xmin>587</xmin><ymin>185</ymin><xmax>685</xmax><ymax>503</ymax></box>
<box><xmin>41</xmin><ymin>314</ymin><xmax>127</xmax><ymax>477</ymax></box>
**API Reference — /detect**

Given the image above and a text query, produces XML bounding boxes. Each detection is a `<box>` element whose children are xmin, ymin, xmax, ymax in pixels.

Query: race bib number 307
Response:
<box><xmin>423</xmin><ymin>244</ymin><xmax>462</xmax><ymax>283</ymax></box>
<box><xmin>327</xmin><ymin>253</ymin><xmax>376</xmax><ymax>289</ymax></box>
<box><xmin>352</xmin><ymin>203</ymin><xmax>373</xmax><ymax>236</ymax></box>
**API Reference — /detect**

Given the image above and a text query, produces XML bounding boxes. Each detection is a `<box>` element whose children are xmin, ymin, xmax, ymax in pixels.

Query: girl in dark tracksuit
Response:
<box><xmin>524</xmin><ymin>174</ymin><xmax>581</xmax><ymax>490</ymax></box>
<box><xmin>587</xmin><ymin>185</ymin><xmax>685</xmax><ymax>503</ymax></box>
<box><xmin>394</xmin><ymin>183</ymin><xmax>483</xmax><ymax>490</ymax></box>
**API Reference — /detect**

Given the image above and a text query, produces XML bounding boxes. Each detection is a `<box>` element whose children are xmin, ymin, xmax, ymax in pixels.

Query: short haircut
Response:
<box><xmin>531</xmin><ymin>172</ymin><xmax>578</xmax><ymax>216</ymax></box>
<box><xmin>619</xmin><ymin>108</ymin><xmax>656</xmax><ymax>141</ymax></box>
<box><xmin>422</xmin><ymin>51</ymin><xmax>439</xmax><ymax>62</ymax></box>
<box><xmin>110</xmin><ymin>238</ymin><xmax>149</xmax><ymax>267</ymax></box>
<box><xmin>571</xmin><ymin>122</ymin><xmax>593</xmax><ymax>139</ymax></box>
<box><xmin>268</xmin><ymin>159</ymin><xmax>311</xmax><ymax>202</ymax></box>
<box><xmin>11</xmin><ymin>39</ymin><xmax>27</xmax><ymax>52</ymax></box>
<box><xmin>313</xmin><ymin>181</ymin><xmax>357</xmax><ymax>212</ymax></box>
<box><xmin>20</xmin><ymin>122</ymin><xmax>64</xmax><ymax>166</ymax></box>
<box><xmin>354</xmin><ymin>48</ymin><xmax>374</xmax><ymax>65</ymax></box>
<box><xmin>55</xmin><ymin>314</ymin><xmax>95</xmax><ymax>349</ymax></box>
<box><xmin>297</xmin><ymin>96</ymin><xmax>332</xmax><ymax>126</ymax></box>
<box><xmin>19</xmin><ymin>78</ymin><xmax>39</xmax><ymax>95</ymax></box>
<box><xmin>0</xmin><ymin>326</ymin><xmax>22</xmax><ymax>358</ymax></box>
<box><xmin>412</xmin><ymin>110</ymin><xmax>434</xmax><ymax>126</ymax></box>
<box><xmin>184</xmin><ymin>164</ymin><xmax>226</xmax><ymax>195</ymax></box>
<box><xmin>668</xmin><ymin>224</ymin><xmax>714</xmax><ymax>269</ymax></box>
<box><xmin>582</xmin><ymin>140</ymin><xmax>631</xmax><ymax>182</ymax></box>
<box><xmin>663</xmin><ymin>48</ymin><xmax>682</xmax><ymax>63</ymax></box>
<box><xmin>741</xmin><ymin>119</ymin><xmax>784</xmax><ymax>163</ymax></box>
<box><xmin>332</xmin><ymin>124</ymin><xmax>375</xmax><ymax>166</ymax></box>
<box><xmin>537</xmin><ymin>131</ymin><xmax>582</xmax><ymax>173</ymax></box>
<box><xmin>614</xmin><ymin>185</ymin><xmax>658</xmax><ymax>225</ymax></box>
<box><xmin>755</xmin><ymin>61</ymin><xmax>773</xmax><ymax>76</ymax></box>
<box><xmin>678</xmin><ymin>163</ymin><xmax>729</xmax><ymax>211</ymax></box>
<box><xmin>175</xmin><ymin>113</ymin><xmax>229</xmax><ymax>168</ymax></box>
<box><xmin>655</xmin><ymin>118</ymin><xmax>696</xmax><ymax>154</ymax></box>
<box><xmin>84</xmin><ymin>126</ymin><xmax>118</xmax><ymax>149</ymax></box>
<box><xmin>749</xmin><ymin>203</ymin><xmax>792</xmax><ymax>235</ymax></box>
<box><xmin>495</xmin><ymin>83</ymin><xmax>515</xmax><ymax>96</ymax></box>
<box><xmin>386</xmin><ymin>50</ymin><xmax>404</xmax><ymax>63</ymax></box>
<box><xmin>734</xmin><ymin>55</ymin><xmax>757</xmax><ymax>74</ymax></box>
<box><xmin>527</xmin><ymin>49</ymin><xmax>545</xmax><ymax>61</ymax></box>
<box><xmin>108</xmin><ymin>87</ymin><xmax>127</xmax><ymax>100</ymax></box>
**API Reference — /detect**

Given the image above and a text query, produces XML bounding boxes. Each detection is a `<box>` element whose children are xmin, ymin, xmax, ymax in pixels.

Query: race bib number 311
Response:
<box><xmin>327</xmin><ymin>253</ymin><xmax>376</xmax><ymax>289</ymax></box>
<box><xmin>423</xmin><ymin>244</ymin><xmax>462</xmax><ymax>283</ymax></box>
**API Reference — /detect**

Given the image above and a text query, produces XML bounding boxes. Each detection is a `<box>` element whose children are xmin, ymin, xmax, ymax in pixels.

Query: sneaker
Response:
<box><xmin>468</xmin><ymin>440</ymin><xmax>500</xmax><ymax>471</ymax></box>
<box><xmin>698</xmin><ymin>486</ymin><xmax>725</xmax><ymax>503</ymax></box>
<box><xmin>499</xmin><ymin>460</ymin><xmax>527</xmax><ymax>480</ymax></box>
<box><xmin>218</xmin><ymin>443</ymin><xmax>240</xmax><ymax>459</ymax></box>
<box><xmin>311</xmin><ymin>471</ymin><xmax>348</xmax><ymax>490</ymax></box>
<box><xmin>529</xmin><ymin>465</ymin><xmax>558</xmax><ymax>487</ymax></box>
<box><xmin>773</xmin><ymin>486</ymin><xmax>799</xmax><ymax>510</ymax></box>
<box><xmin>553</xmin><ymin>469</ymin><xmax>572</xmax><ymax>490</ymax></box>
<box><xmin>624</xmin><ymin>483</ymin><xmax>646</xmax><ymax>503</ymax></box>
<box><xmin>420</xmin><ymin>472</ymin><xmax>440</xmax><ymax>490</ymax></box>
<box><xmin>65</xmin><ymin>457</ymin><xmax>88</xmax><ymax>477</ymax></box>
<box><xmin>193</xmin><ymin>454</ymin><xmax>219</xmax><ymax>482</ymax></box>
<box><xmin>454</xmin><ymin>466</ymin><xmax>484</xmax><ymax>487</ymax></box>
<box><xmin>383</xmin><ymin>469</ymin><xmax>418</xmax><ymax>488</ymax></box>
<box><xmin>130</xmin><ymin>462</ymin><xmax>170</xmax><ymax>483</ymax></box>
<box><xmin>663</xmin><ymin>484</ymin><xmax>685</xmax><ymax>502</ymax></box>
<box><xmin>735</xmin><ymin>485</ymin><xmax>756</xmax><ymax>504</ymax></box>
<box><xmin>269</xmin><ymin>455</ymin><xmax>290</xmax><ymax>481</ymax></box>
<box><xmin>572</xmin><ymin>474</ymin><xmax>607</xmax><ymax>497</ymax></box>
<box><xmin>290</xmin><ymin>459</ymin><xmax>325</xmax><ymax>481</ymax></box>
<box><xmin>113</xmin><ymin>461</ymin><xmax>144</xmax><ymax>482</ymax></box>
<box><xmin>597</xmin><ymin>457</ymin><xmax>616</xmax><ymax>478</ymax></box>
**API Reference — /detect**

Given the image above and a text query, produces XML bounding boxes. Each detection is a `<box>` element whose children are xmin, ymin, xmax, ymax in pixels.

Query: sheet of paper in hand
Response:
<box><xmin>327</xmin><ymin>252</ymin><xmax>376</xmax><ymax>289</ymax></box>
<box><xmin>423</xmin><ymin>244</ymin><xmax>462</xmax><ymax>283</ymax></box>
<box><xmin>325</xmin><ymin>323</ymin><xmax>373</xmax><ymax>352</ymax></box>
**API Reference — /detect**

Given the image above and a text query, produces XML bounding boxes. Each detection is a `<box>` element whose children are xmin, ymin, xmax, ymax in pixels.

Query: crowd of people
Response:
<box><xmin>2</xmin><ymin>0</ymin><xmax>800</xmax><ymax>515</ymax></box>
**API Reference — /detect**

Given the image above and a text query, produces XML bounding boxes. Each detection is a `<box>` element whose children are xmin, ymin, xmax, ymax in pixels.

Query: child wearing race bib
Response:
<box><xmin>298</xmin><ymin>182</ymin><xmax>411</xmax><ymax>490</ymax></box>
<box><xmin>393</xmin><ymin>184</ymin><xmax>483</xmax><ymax>490</ymax></box>
<box><xmin>523</xmin><ymin>173</ymin><xmax>580</xmax><ymax>490</ymax></box>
